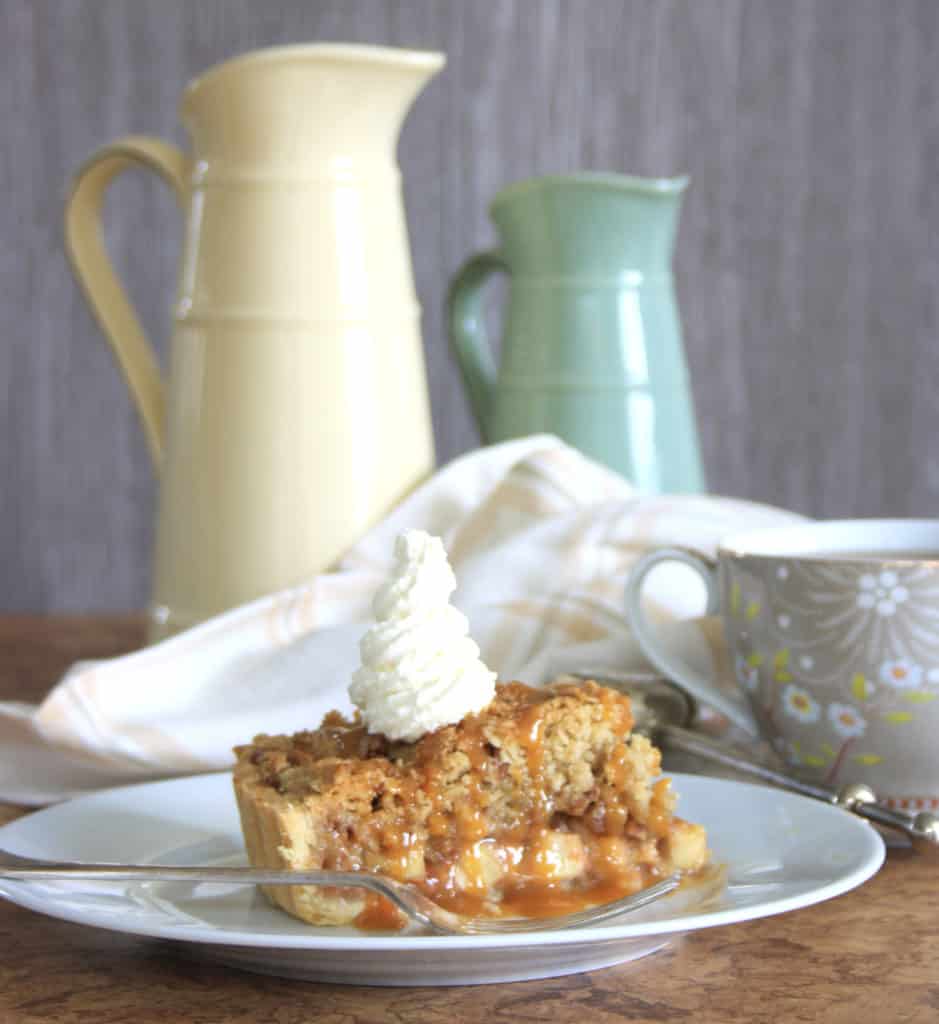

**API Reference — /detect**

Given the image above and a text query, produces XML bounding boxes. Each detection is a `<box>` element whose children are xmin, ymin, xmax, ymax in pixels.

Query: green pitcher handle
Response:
<box><xmin>447</xmin><ymin>250</ymin><xmax>508</xmax><ymax>440</ymax></box>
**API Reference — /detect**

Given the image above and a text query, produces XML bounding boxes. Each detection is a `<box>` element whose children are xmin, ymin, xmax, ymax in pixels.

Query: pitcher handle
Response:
<box><xmin>64</xmin><ymin>136</ymin><xmax>189</xmax><ymax>470</ymax></box>
<box><xmin>446</xmin><ymin>250</ymin><xmax>508</xmax><ymax>440</ymax></box>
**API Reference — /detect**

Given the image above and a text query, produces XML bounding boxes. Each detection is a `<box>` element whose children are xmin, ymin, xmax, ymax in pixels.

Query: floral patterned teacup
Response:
<box><xmin>625</xmin><ymin>520</ymin><xmax>939</xmax><ymax>811</ymax></box>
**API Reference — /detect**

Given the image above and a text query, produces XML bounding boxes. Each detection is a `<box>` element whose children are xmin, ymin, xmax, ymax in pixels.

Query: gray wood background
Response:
<box><xmin>2</xmin><ymin>0</ymin><xmax>937</xmax><ymax>613</ymax></box>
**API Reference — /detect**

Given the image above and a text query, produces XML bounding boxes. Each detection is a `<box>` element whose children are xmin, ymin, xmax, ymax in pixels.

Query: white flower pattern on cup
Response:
<box><xmin>827</xmin><ymin>702</ymin><xmax>867</xmax><ymax>739</ymax></box>
<box><xmin>725</xmin><ymin>555</ymin><xmax>939</xmax><ymax>794</ymax></box>
<box><xmin>857</xmin><ymin>571</ymin><xmax>909</xmax><ymax>616</ymax></box>
<box><xmin>754</xmin><ymin>560</ymin><xmax>935</xmax><ymax>671</ymax></box>
<box><xmin>878</xmin><ymin>658</ymin><xmax>923</xmax><ymax>690</ymax></box>
<box><xmin>781</xmin><ymin>683</ymin><xmax>820</xmax><ymax>723</ymax></box>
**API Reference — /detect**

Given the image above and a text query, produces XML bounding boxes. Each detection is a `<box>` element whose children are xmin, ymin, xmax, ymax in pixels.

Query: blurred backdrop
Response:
<box><xmin>2</xmin><ymin>0</ymin><xmax>938</xmax><ymax>612</ymax></box>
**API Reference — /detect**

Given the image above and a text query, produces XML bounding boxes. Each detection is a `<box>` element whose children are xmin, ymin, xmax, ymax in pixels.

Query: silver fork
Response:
<box><xmin>0</xmin><ymin>846</ymin><xmax>679</xmax><ymax>935</ymax></box>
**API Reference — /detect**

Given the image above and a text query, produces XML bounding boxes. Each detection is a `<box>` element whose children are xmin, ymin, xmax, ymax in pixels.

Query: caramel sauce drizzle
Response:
<box><xmin>345</xmin><ymin>683</ymin><xmax>682</xmax><ymax>932</ymax></box>
<box><xmin>355</xmin><ymin>891</ymin><xmax>408</xmax><ymax>932</ymax></box>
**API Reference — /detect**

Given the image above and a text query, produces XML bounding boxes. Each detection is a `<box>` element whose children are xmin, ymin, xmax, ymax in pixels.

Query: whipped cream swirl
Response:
<box><xmin>348</xmin><ymin>530</ymin><xmax>496</xmax><ymax>742</ymax></box>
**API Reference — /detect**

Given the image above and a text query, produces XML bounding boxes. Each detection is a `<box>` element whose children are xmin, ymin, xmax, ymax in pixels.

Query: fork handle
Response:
<box><xmin>659</xmin><ymin>725</ymin><xmax>939</xmax><ymax>856</ymax></box>
<box><xmin>0</xmin><ymin>855</ymin><xmax>453</xmax><ymax>933</ymax></box>
<box><xmin>0</xmin><ymin>858</ymin><xmax>383</xmax><ymax>888</ymax></box>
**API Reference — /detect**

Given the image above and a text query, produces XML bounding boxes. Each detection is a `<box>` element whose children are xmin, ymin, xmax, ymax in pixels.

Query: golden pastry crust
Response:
<box><xmin>233</xmin><ymin>681</ymin><xmax>708</xmax><ymax>929</ymax></box>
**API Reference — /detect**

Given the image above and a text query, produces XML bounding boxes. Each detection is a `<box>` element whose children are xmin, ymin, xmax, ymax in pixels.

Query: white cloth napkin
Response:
<box><xmin>0</xmin><ymin>436</ymin><xmax>803</xmax><ymax>805</ymax></box>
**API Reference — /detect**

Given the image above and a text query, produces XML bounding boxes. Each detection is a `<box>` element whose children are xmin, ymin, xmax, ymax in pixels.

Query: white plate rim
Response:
<box><xmin>0</xmin><ymin>771</ymin><xmax>886</xmax><ymax>951</ymax></box>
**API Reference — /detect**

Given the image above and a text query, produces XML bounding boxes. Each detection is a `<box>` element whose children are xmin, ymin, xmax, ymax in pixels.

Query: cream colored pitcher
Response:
<box><xmin>65</xmin><ymin>44</ymin><xmax>443</xmax><ymax>641</ymax></box>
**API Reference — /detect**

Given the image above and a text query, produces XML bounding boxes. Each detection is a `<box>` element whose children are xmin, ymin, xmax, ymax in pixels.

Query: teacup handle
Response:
<box><xmin>624</xmin><ymin>547</ymin><xmax>761</xmax><ymax>736</ymax></box>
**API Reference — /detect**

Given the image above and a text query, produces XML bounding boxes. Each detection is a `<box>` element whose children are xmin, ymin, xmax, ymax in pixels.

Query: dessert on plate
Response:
<box><xmin>233</xmin><ymin>531</ymin><xmax>708</xmax><ymax>929</ymax></box>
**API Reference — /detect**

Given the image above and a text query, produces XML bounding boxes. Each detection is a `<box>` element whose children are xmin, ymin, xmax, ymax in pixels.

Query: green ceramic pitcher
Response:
<box><xmin>447</xmin><ymin>173</ymin><xmax>705</xmax><ymax>492</ymax></box>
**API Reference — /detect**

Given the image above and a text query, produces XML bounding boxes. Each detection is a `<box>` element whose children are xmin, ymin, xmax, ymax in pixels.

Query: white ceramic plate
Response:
<box><xmin>0</xmin><ymin>772</ymin><xmax>883</xmax><ymax>986</ymax></box>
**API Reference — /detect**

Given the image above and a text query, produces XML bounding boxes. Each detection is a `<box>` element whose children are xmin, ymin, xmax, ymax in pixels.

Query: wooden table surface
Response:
<box><xmin>0</xmin><ymin>616</ymin><xmax>936</xmax><ymax>1024</ymax></box>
